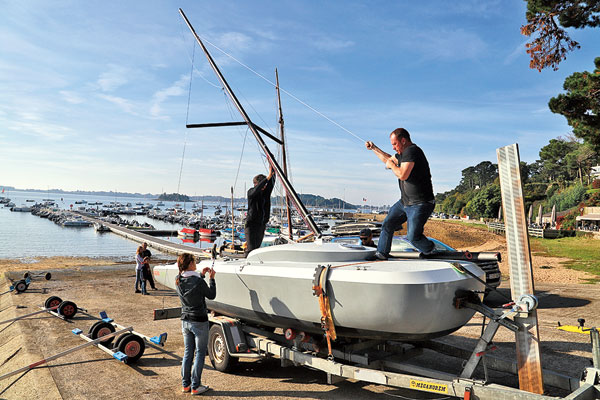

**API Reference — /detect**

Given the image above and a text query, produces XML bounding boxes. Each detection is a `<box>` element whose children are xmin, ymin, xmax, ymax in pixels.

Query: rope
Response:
<box><xmin>177</xmin><ymin>44</ymin><xmax>195</xmax><ymax>194</ymax></box>
<box><xmin>191</xmin><ymin>32</ymin><xmax>366</xmax><ymax>144</ymax></box>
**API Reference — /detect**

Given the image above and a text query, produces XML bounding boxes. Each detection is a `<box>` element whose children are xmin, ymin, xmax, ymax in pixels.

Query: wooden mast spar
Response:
<box><xmin>179</xmin><ymin>8</ymin><xmax>321</xmax><ymax>238</ymax></box>
<box><xmin>275</xmin><ymin>69</ymin><xmax>294</xmax><ymax>240</ymax></box>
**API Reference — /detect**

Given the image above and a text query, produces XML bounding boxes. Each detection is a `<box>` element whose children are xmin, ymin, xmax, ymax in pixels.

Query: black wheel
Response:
<box><xmin>14</xmin><ymin>280</ymin><xmax>28</xmax><ymax>293</ymax></box>
<box><xmin>44</xmin><ymin>296</ymin><xmax>63</xmax><ymax>309</ymax></box>
<box><xmin>44</xmin><ymin>272</ymin><xmax>52</xmax><ymax>281</ymax></box>
<box><xmin>208</xmin><ymin>324</ymin><xmax>238</xmax><ymax>372</ymax></box>
<box><xmin>88</xmin><ymin>321</ymin><xmax>103</xmax><ymax>335</ymax></box>
<box><xmin>23</xmin><ymin>272</ymin><xmax>30</xmax><ymax>279</ymax></box>
<box><xmin>57</xmin><ymin>300</ymin><xmax>78</xmax><ymax>319</ymax></box>
<box><xmin>114</xmin><ymin>332</ymin><xmax>132</xmax><ymax>351</ymax></box>
<box><xmin>118</xmin><ymin>333</ymin><xmax>145</xmax><ymax>363</ymax></box>
<box><xmin>90</xmin><ymin>322</ymin><xmax>115</xmax><ymax>346</ymax></box>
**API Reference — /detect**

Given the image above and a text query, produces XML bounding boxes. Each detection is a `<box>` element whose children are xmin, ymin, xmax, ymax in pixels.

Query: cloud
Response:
<box><xmin>504</xmin><ymin>39</ymin><xmax>529</xmax><ymax>65</ymax></box>
<box><xmin>312</xmin><ymin>37</ymin><xmax>354</xmax><ymax>51</ymax></box>
<box><xmin>406</xmin><ymin>28</ymin><xmax>487</xmax><ymax>61</ymax></box>
<box><xmin>60</xmin><ymin>90</ymin><xmax>85</xmax><ymax>104</ymax></box>
<box><xmin>97</xmin><ymin>94</ymin><xmax>137</xmax><ymax>115</ymax></box>
<box><xmin>8</xmin><ymin>120</ymin><xmax>71</xmax><ymax>141</ymax></box>
<box><xmin>97</xmin><ymin>64</ymin><xmax>130</xmax><ymax>92</ymax></box>
<box><xmin>150</xmin><ymin>74</ymin><xmax>188</xmax><ymax>119</ymax></box>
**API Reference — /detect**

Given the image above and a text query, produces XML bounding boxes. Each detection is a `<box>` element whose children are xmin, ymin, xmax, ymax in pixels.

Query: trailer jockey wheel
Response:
<box><xmin>90</xmin><ymin>322</ymin><xmax>116</xmax><ymax>346</ymax></box>
<box><xmin>14</xmin><ymin>280</ymin><xmax>28</xmax><ymax>293</ymax></box>
<box><xmin>118</xmin><ymin>334</ymin><xmax>145</xmax><ymax>364</ymax></box>
<box><xmin>44</xmin><ymin>296</ymin><xmax>63</xmax><ymax>309</ymax></box>
<box><xmin>57</xmin><ymin>301</ymin><xmax>78</xmax><ymax>319</ymax></box>
<box><xmin>208</xmin><ymin>324</ymin><xmax>238</xmax><ymax>372</ymax></box>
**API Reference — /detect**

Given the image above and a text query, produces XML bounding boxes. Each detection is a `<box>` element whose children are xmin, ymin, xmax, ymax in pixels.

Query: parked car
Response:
<box><xmin>330</xmin><ymin>235</ymin><xmax>501</xmax><ymax>297</ymax></box>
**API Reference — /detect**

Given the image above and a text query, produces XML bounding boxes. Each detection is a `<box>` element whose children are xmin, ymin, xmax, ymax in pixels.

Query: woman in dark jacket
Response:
<box><xmin>176</xmin><ymin>253</ymin><xmax>216</xmax><ymax>395</ymax></box>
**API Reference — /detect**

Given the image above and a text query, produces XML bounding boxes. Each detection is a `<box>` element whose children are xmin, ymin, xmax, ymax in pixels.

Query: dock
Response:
<box><xmin>76</xmin><ymin>213</ymin><xmax>210</xmax><ymax>259</ymax></box>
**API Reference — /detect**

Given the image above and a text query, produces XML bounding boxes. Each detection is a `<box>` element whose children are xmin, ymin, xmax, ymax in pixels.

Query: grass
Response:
<box><xmin>530</xmin><ymin>237</ymin><xmax>600</xmax><ymax>283</ymax></box>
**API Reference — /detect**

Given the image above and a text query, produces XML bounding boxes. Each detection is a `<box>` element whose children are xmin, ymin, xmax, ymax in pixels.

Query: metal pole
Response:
<box><xmin>230</xmin><ymin>186</ymin><xmax>235</xmax><ymax>249</ymax></box>
<box><xmin>178</xmin><ymin>8</ymin><xmax>321</xmax><ymax>238</ymax></box>
<box><xmin>0</xmin><ymin>327</ymin><xmax>132</xmax><ymax>381</ymax></box>
<box><xmin>591</xmin><ymin>328</ymin><xmax>600</xmax><ymax>369</ymax></box>
<box><xmin>0</xmin><ymin>306</ymin><xmax>58</xmax><ymax>325</ymax></box>
<box><xmin>276</xmin><ymin>69</ymin><xmax>294</xmax><ymax>240</ymax></box>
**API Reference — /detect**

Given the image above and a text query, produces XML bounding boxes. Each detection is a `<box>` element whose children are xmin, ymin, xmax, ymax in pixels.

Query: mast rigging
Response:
<box><xmin>179</xmin><ymin>8</ymin><xmax>321</xmax><ymax>238</ymax></box>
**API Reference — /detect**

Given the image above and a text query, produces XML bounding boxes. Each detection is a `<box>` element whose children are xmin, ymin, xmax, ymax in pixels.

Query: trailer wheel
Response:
<box><xmin>118</xmin><ymin>334</ymin><xmax>145</xmax><ymax>363</ymax></box>
<box><xmin>208</xmin><ymin>324</ymin><xmax>238</xmax><ymax>372</ymax></box>
<box><xmin>44</xmin><ymin>296</ymin><xmax>63</xmax><ymax>309</ymax></box>
<box><xmin>90</xmin><ymin>322</ymin><xmax>116</xmax><ymax>346</ymax></box>
<box><xmin>113</xmin><ymin>332</ymin><xmax>130</xmax><ymax>351</ymax></box>
<box><xmin>14</xmin><ymin>280</ymin><xmax>28</xmax><ymax>293</ymax></box>
<box><xmin>23</xmin><ymin>272</ymin><xmax>30</xmax><ymax>279</ymax></box>
<box><xmin>57</xmin><ymin>301</ymin><xmax>78</xmax><ymax>319</ymax></box>
<box><xmin>44</xmin><ymin>272</ymin><xmax>52</xmax><ymax>281</ymax></box>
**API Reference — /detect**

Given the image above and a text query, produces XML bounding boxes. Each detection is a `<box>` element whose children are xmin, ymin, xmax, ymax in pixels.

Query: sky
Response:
<box><xmin>1</xmin><ymin>1</ymin><xmax>598</xmax><ymax>206</ymax></box>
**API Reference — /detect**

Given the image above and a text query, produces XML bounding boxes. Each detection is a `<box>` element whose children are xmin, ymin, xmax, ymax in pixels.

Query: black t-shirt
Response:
<box><xmin>246</xmin><ymin>175</ymin><xmax>275</xmax><ymax>226</ymax></box>
<box><xmin>395</xmin><ymin>144</ymin><xmax>434</xmax><ymax>206</ymax></box>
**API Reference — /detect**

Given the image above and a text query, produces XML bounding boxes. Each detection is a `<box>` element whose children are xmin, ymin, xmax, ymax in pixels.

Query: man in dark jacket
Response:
<box><xmin>245</xmin><ymin>165</ymin><xmax>275</xmax><ymax>256</ymax></box>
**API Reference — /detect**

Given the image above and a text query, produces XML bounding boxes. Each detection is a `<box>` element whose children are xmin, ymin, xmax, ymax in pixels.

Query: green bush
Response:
<box><xmin>464</xmin><ymin>184</ymin><xmax>501</xmax><ymax>219</ymax></box>
<box><xmin>588</xmin><ymin>191</ymin><xmax>600</xmax><ymax>206</ymax></box>
<box><xmin>548</xmin><ymin>183</ymin><xmax>587</xmax><ymax>212</ymax></box>
<box><xmin>558</xmin><ymin>211</ymin><xmax>577</xmax><ymax>230</ymax></box>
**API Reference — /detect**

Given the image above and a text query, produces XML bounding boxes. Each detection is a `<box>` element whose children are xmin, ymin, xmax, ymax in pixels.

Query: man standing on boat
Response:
<box><xmin>244</xmin><ymin>165</ymin><xmax>276</xmax><ymax>256</ymax></box>
<box><xmin>366</xmin><ymin>128</ymin><xmax>435</xmax><ymax>259</ymax></box>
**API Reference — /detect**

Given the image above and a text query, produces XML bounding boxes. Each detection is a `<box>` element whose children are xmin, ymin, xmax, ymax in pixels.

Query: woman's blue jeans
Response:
<box><xmin>377</xmin><ymin>200</ymin><xmax>435</xmax><ymax>255</ymax></box>
<box><xmin>181</xmin><ymin>320</ymin><xmax>209</xmax><ymax>390</ymax></box>
<box><xmin>135</xmin><ymin>269</ymin><xmax>146</xmax><ymax>293</ymax></box>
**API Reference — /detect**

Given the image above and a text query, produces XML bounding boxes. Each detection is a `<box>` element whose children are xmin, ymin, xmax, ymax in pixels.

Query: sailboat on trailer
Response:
<box><xmin>153</xmin><ymin>9</ymin><xmax>487</xmax><ymax>342</ymax></box>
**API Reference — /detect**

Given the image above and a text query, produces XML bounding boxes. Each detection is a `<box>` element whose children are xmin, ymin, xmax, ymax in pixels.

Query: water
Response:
<box><xmin>0</xmin><ymin>190</ymin><xmax>225</xmax><ymax>260</ymax></box>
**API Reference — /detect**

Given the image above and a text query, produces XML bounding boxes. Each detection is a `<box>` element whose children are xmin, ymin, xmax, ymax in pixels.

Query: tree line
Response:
<box><xmin>434</xmin><ymin>1</ymin><xmax>600</xmax><ymax>227</ymax></box>
<box><xmin>435</xmin><ymin>137</ymin><xmax>600</xmax><ymax>226</ymax></box>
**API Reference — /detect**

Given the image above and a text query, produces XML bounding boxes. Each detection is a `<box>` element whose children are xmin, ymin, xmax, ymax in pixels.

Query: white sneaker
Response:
<box><xmin>191</xmin><ymin>385</ymin><xmax>210</xmax><ymax>395</ymax></box>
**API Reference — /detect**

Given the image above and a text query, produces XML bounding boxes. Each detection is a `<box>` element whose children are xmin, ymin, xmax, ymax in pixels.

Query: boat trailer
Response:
<box><xmin>72</xmin><ymin>310</ymin><xmax>168</xmax><ymax>364</ymax></box>
<box><xmin>154</xmin><ymin>295</ymin><xmax>600</xmax><ymax>399</ymax></box>
<box><xmin>0</xmin><ymin>307</ymin><xmax>168</xmax><ymax>382</ymax></box>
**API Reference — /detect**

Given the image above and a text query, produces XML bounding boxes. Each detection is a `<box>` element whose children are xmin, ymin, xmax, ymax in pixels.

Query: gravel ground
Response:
<box><xmin>0</xmin><ymin>221</ymin><xmax>597</xmax><ymax>399</ymax></box>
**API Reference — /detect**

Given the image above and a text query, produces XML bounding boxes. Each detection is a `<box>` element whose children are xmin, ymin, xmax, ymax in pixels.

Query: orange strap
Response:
<box><xmin>312</xmin><ymin>267</ymin><xmax>337</xmax><ymax>358</ymax></box>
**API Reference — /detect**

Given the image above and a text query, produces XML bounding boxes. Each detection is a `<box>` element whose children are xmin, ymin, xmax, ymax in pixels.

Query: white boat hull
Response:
<box><xmin>153</xmin><ymin>242</ymin><xmax>485</xmax><ymax>340</ymax></box>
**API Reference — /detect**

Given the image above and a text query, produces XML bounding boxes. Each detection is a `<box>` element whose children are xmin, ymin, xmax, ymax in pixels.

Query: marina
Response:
<box><xmin>2</xmin><ymin>2</ymin><xmax>600</xmax><ymax>399</ymax></box>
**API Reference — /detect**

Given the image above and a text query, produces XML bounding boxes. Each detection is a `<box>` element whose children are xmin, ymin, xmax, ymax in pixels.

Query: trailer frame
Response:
<box><xmin>154</xmin><ymin>305</ymin><xmax>600</xmax><ymax>399</ymax></box>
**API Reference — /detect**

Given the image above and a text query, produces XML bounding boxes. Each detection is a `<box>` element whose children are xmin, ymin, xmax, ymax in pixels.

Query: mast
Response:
<box><xmin>276</xmin><ymin>69</ymin><xmax>294</xmax><ymax>240</ymax></box>
<box><xmin>230</xmin><ymin>186</ymin><xmax>235</xmax><ymax>249</ymax></box>
<box><xmin>179</xmin><ymin>9</ymin><xmax>321</xmax><ymax>238</ymax></box>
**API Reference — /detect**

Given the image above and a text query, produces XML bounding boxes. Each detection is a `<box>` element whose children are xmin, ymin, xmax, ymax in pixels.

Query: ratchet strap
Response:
<box><xmin>312</xmin><ymin>265</ymin><xmax>336</xmax><ymax>359</ymax></box>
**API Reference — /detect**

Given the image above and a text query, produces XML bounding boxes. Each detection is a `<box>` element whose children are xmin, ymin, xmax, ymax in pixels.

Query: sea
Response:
<box><xmin>0</xmin><ymin>190</ymin><xmax>224</xmax><ymax>261</ymax></box>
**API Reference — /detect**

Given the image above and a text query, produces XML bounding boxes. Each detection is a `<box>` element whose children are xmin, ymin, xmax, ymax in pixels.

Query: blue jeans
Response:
<box><xmin>135</xmin><ymin>269</ymin><xmax>146</xmax><ymax>293</ymax></box>
<box><xmin>377</xmin><ymin>200</ymin><xmax>435</xmax><ymax>255</ymax></box>
<box><xmin>181</xmin><ymin>320</ymin><xmax>209</xmax><ymax>390</ymax></box>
